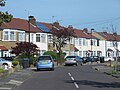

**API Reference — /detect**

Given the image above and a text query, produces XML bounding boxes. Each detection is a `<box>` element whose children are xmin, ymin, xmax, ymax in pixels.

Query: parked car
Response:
<box><xmin>0</xmin><ymin>58</ymin><xmax>13</xmax><ymax>69</ymax></box>
<box><xmin>36</xmin><ymin>55</ymin><xmax>54</xmax><ymax>71</ymax></box>
<box><xmin>82</xmin><ymin>57</ymin><xmax>91</xmax><ymax>63</ymax></box>
<box><xmin>1</xmin><ymin>57</ymin><xmax>14</xmax><ymax>61</ymax></box>
<box><xmin>64</xmin><ymin>56</ymin><xmax>83</xmax><ymax>66</ymax></box>
<box><xmin>104</xmin><ymin>57</ymin><xmax>115</xmax><ymax>61</ymax></box>
<box><xmin>90</xmin><ymin>56</ymin><xmax>100</xmax><ymax>62</ymax></box>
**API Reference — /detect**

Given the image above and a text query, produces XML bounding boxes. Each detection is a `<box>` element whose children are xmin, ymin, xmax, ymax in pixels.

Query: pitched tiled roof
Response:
<box><xmin>74</xmin><ymin>29</ymin><xmax>97</xmax><ymax>39</ymax></box>
<box><xmin>0</xmin><ymin>18</ymin><xmax>43</xmax><ymax>33</ymax></box>
<box><xmin>98</xmin><ymin>32</ymin><xmax>120</xmax><ymax>41</ymax></box>
<box><xmin>41</xmin><ymin>22</ymin><xmax>64</xmax><ymax>31</ymax></box>
<box><xmin>116</xmin><ymin>35</ymin><xmax>120</xmax><ymax>41</ymax></box>
<box><xmin>0</xmin><ymin>45</ymin><xmax>8</xmax><ymax>50</ymax></box>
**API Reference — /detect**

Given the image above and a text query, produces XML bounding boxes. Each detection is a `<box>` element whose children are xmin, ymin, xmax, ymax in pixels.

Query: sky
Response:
<box><xmin>1</xmin><ymin>0</ymin><xmax>120</xmax><ymax>34</ymax></box>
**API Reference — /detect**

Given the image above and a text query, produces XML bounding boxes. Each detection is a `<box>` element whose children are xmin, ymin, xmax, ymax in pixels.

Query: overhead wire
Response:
<box><xmin>72</xmin><ymin>16</ymin><xmax>120</xmax><ymax>27</ymax></box>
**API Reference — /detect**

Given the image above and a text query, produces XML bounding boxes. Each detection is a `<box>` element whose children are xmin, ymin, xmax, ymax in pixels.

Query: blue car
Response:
<box><xmin>36</xmin><ymin>55</ymin><xmax>54</xmax><ymax>71</ymax></box>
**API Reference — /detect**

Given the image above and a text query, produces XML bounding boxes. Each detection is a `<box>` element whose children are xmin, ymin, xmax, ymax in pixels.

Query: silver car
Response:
<box><xmin>0</xmin><ymin>58</ymin><xmax>13</xmax><ymax>69</ymax></box>
<box><xmin>64</xmin><ymin>56</ymin><xmax>83</xmax><ymax>66</ymax></box>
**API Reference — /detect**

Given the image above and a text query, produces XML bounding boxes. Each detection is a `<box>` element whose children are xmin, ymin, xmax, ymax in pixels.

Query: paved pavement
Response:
<box><xmin>0</xmin><ymin>68</ymin><xmax>34</xmax><ymax>90</ymax></box>
<box><xmin>92</xmin><ymin>63</ymin><xmax>120</xmax><ymax>79</ymax></box>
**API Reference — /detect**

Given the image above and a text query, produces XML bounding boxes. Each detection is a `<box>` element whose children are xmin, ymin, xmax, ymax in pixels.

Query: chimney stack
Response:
<box><xmin>28</xmin><ymin>16</ymin><xmax>36</xmax><ymax>25</ymax></box>
<box><xmin>53</xmin><ymin>22</ymin><xmax>60</xmax><ymax>28</ymax></box>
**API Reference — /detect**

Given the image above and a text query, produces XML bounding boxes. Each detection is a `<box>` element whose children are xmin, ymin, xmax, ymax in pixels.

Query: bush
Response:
<box><xmin>43</xmin><ymin>51</ymin><xmax>57</xmax><ymax>60</ymax></box>
<box><xmin>12</xmin><ymin>60</ymin><xmax>19</xmax><ymax>66</ymax></box>
<box><xmin>0</xmin><ymin>68</ymin><xmax>4</xmax><ymax>73</ymax></box>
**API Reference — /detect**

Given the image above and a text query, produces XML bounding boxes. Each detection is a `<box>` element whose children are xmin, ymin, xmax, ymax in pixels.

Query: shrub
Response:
<box><xmin>12</xmin><ymin>60</ymin><xmax>19</xmax><ymax>67</ymax></box>
<box><xmin>0</xmin><ymin>68</ymin><xmax>4</xmax><ymax>73</ymax></box>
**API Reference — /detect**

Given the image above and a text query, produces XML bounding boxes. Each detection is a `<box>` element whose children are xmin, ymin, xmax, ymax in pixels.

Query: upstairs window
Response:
<box><xmin>48</xmin><ymin>35</ymin><xmax>53</xmax><ymax>43</ymax></box>
<box><xmin>18</xmin><ymin>32</ymin><xmax>25</xmax><ymax>41</ymax></box>
<box><xmin>36</xmin><ymin>34</ymin><xmax>40</xmax><ymax>42</ymax></box>
<box><xmin>79</xmin><ymin>39</ymin><xmax>82</xmax><ymax>46</ymax></box>
<box><xmin>41</xmin><ymin>34</ymin><xmax>46</xmax><ymax>43</ymax></box>
<box><xmin>26</xmin><ymin>33</ymin><xmax>29</xmax><ymax>42</ymax></box>
<box><xmin>97</xmin><ymin>39</ymin><xmax>99</xmax><ymax>46</ymax></box>
<box><xmin>3</xmin><ymin>31</ymin><xmax>9</xmax><ymax>40</ymax></box>
<box><xmin>3</xmin><ymin>30</ymin><xmax>16</xmax><ymax>41</ymax></box>
<box><xmin>75</xmin><ymin>38</ymin><xmax>79</xmax><ymax>45</ymax></box>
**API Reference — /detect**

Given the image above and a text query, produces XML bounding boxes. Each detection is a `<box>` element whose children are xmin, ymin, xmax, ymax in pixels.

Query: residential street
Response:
<box><xmin>15</xmin><ymin>64</ymin><xmax>120</xmax><ymax>90</ymax></box>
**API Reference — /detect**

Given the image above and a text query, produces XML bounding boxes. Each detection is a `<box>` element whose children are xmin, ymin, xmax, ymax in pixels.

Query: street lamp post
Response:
<box><xmin>28</xmin><ymin>16</ymin><xmax>31</xmax><ymax>43</ymax></box>
<box><xmin>28</xmin><ymin>16</ymin><xmax>31</xmax><ymax>67</ymax></box>
<box><xmin>91</xmin><ymin>28</ymin><xmax>94</xmax><ymax>56</ymax></box>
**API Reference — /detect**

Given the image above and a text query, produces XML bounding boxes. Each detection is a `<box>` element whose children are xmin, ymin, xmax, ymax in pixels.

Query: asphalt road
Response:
<box><xmin>16</xmin><ymin>65</ymin><xmax>120</xmax><ymax>90</ymax></box>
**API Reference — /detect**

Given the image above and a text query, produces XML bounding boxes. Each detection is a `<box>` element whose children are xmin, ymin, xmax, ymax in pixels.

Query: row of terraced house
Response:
<box><xmin>0</xmin><ymin>16</ymin><xmax>120</xmax><ymax>58</ymax></box>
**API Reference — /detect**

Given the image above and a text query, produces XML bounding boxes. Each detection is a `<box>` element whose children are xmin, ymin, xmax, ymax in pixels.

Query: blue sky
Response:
<box><xmin>1</xmin><ymin>0</ymin><xmax>120</xmax><ymax>34</ymax></box>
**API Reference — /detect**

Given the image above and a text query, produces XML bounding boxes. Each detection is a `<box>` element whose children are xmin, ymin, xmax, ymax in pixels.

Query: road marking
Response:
<box><xmin>74</xmin><ymin>82</ymin><xmax>79</xmax><ymax>88</ymax></box>
<box><xmin>68</xmin><ymin>72</ymin><xmax>79</xmax><ymax>89</ymax></box>
<box><xmin>71</xmin><ymin>77</ymin><xmax>75</xmax><ymax>81</ymax></box>
<box><xmin>0</xmin><ymin>87</ymin><xmax>11</xmax><ymax>90</ymax></box>
<box><xmin>68</xmin><ymin>73</ymin><xmax>71</xmax><ymax>76</ymax></box>
<box><xmin>8</xmin><ymin>80</ymin><xmax>23</xmax><ymax>86</ymax></box>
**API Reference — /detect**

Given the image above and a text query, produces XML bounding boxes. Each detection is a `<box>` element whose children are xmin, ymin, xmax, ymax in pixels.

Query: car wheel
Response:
<box><xmin>36</xmin><ymin>68</ymin><xmax>39</xmax><ymax>71</ymax></box>
<box><xmin>76</xmin><ymin>63</ymin><xmax>78</xmax><ymax>66</ymax></box>
<box><xmin>51</xmin><ymin>68</ymin><xmax>54</xmax><ymax>71</ymax></box>
<box><xmin>64</xmin><ymin>64</ymin><xmax>67</xmax><ymax>66</ymax></box>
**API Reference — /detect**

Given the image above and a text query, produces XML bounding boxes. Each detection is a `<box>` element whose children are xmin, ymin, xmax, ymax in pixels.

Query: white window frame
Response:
<box><xmin>26</xmin><ymin>33</ymin><xmax>29</xmax><ymax>42</ymax></box>
<box><xmin>36</xmin><ymin>34</ymin><xmax>40</xmax><ymax>42</ymax></box>
<box><xmin>18</xmin><ymin>31</ymin><xmax>25</xmax><ymax>41</ymax></box>
<box><xmin>75</xmin><ymin>38</ymin><xmax>79</xmax><ymax>45</ymax></box>
<box><xmin>48</xmin><ymin>34</ymin><xmax>53</xmax><ymax>43</ymax></box>
<box><xmin>79</xmin><ymin>38</ymin><xmax>82</xmax><ymax>46</ymax></box>
<box><xmin>3</xmin><ymin>29</ymin><xmax>16</xmax><ymax>41</ymax></box>
<box><xmin>41</xmin><ymin>34</ymin><xmax>46</xmax><ymax>43</ymax></box>
<box><xmin>31</xmin><ymin>33</ymin><xmax>34</xmax><ymax>42</ymax></box>
<box><xmin>3</xmin><ymin>31</ymin><xmax>9</xmax><ymax>40</ymax></box>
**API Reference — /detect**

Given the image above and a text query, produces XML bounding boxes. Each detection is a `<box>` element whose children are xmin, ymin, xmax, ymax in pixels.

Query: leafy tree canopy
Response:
<box><xmin>10</xmin><ymin>42</ymin><xmax>39</xmax><ymax>56</ymax></box>
<box><xmin>0</xmin><ymin>0</ymin><xmax>6</xmax><ymax>6</ymax></box>
<box><xmin>0</xmin><ymin>0</ymin><xmax>13</xmax><ymax>26</ymax></box>
<box><xmin>51</xmin><ymin>23</ymin><xmax>76</xmax><ymax>53</ymax></box>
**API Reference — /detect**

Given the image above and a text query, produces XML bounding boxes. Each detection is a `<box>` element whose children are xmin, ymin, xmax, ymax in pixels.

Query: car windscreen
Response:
<box><xmin>38</xmin><ymin>56</ymin><xmax>51</xmax><ymax>61</ymax></box>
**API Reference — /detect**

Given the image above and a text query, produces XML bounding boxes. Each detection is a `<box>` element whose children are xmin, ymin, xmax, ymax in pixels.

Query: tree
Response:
<box><xmin>10</xmin><ymin>42</ymin><xmax>39</xmax><ymax>56</ymax></box>
<box><xmin>43</xmin><ymin>51</ymin><xmax>57</xmax><ymax>60</ymax></box>
<box><xmin>51</xmin><ymin>23</ymin><xmax>75</xmax><ymax>64</ymax></box>
<box><xmin>0</xmin><ymin>0</ymin><xmax>13</xmax><ymax>26</ymax></box>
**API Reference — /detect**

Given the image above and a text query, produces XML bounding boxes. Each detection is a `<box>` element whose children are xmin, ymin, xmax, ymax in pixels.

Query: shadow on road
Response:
<box><xmin>31</xmin><ymin>68</ymin><xmax>54</xmax><ymax>72</ymax></box>
<box><xmin>65</xmin><ymin>80</ymin><xmax>120</xmax><ymax>88</ymax></box>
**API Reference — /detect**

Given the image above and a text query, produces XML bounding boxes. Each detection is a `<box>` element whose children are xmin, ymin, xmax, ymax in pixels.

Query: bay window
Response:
<box><xmin>3</xmin><ymin>30</ymin><xmax>16</xmax><ymax>41</ymax></box>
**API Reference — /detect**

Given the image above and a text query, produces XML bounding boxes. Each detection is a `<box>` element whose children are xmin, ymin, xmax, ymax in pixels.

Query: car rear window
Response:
<box><xmin>38</xmin><ymin>56</ymin><xmax>51</xmax><ymax>61</ymax></box>
<box><xmin>66</xmin><ymin>56</ymin><xmax>76</xmax><ymax>58</ymax></box>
